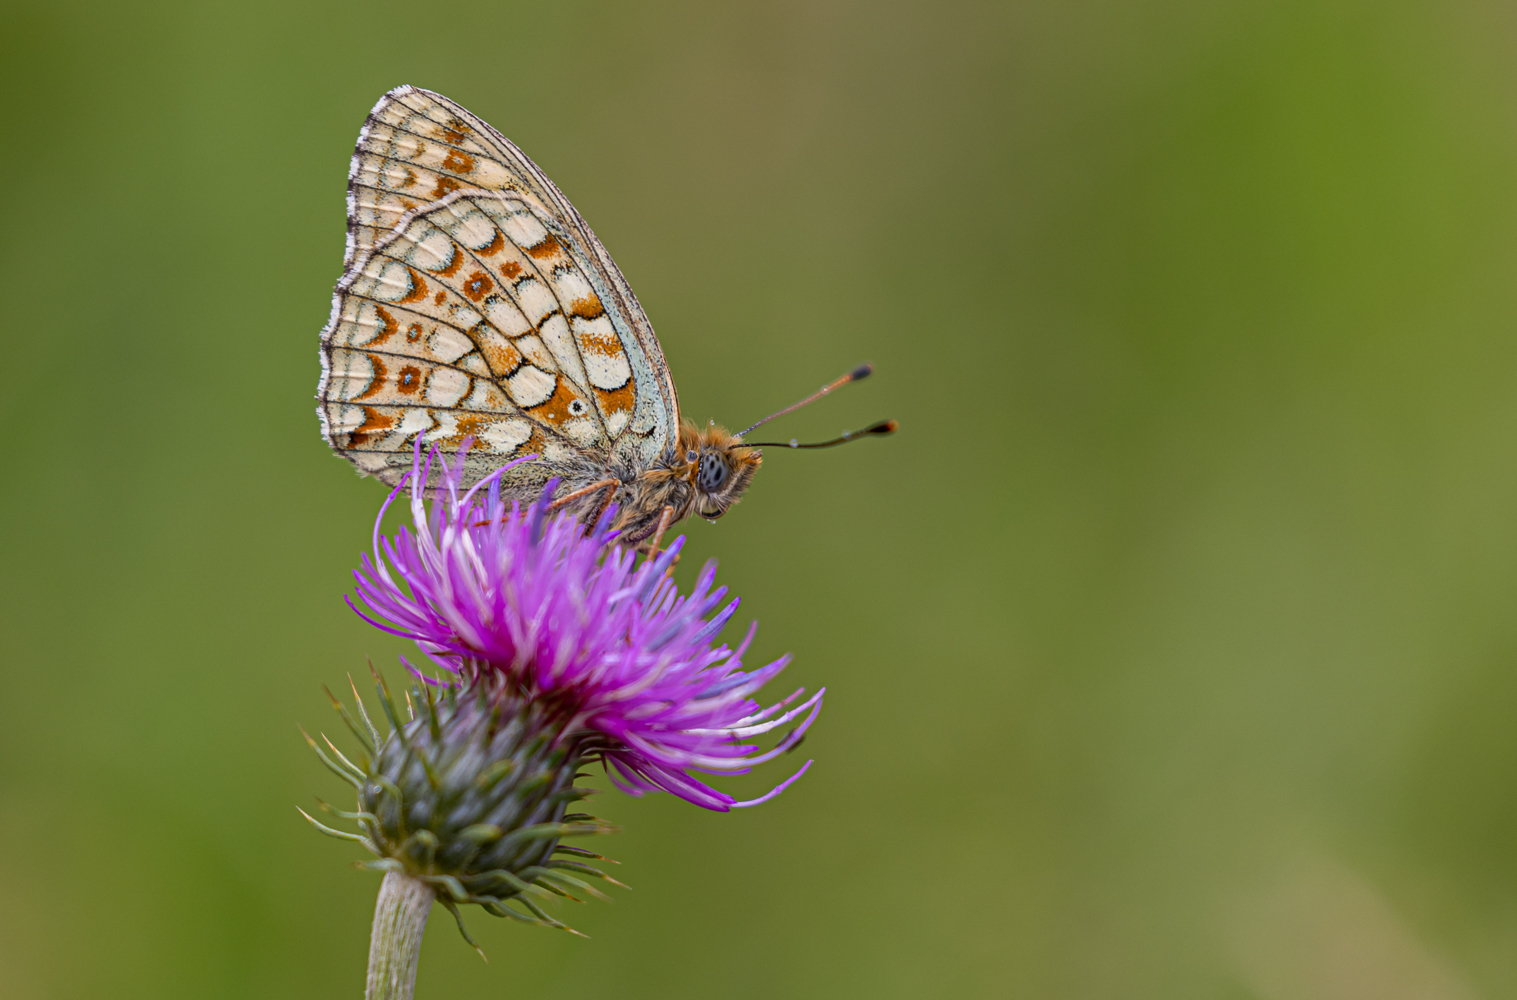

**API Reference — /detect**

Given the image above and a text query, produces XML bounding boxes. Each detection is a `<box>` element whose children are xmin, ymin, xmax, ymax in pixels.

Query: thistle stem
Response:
<box><xmin>366</xmin><ymin>871</ymin><xmax>435</xmax><ymax>1000</ymax></box>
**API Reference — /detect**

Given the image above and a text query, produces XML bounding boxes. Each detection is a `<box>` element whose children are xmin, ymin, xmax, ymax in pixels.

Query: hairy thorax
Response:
<box><xmin>558</xmin><ymin>422</ymin><xmax>761</xmax><ymax>544</ymax></box>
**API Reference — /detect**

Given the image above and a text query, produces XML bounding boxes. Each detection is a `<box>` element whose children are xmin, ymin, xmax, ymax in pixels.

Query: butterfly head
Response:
<box><xmin>677</xmin><ymin>422</ymin><xmax>762</xmax><ymax>521</ymax></box>
<box><xmin>620</xmin><ymin>364</ymin><xmax>893</xmax><ymax>541</ymax></box>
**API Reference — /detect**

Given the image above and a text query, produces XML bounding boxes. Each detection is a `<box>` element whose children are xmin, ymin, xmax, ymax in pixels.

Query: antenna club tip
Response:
<box><xmin>872</xmin><ymin>419</ymin><xmax>898</xmax><ymax>435</ymax></box>
<box><xmin>848</xmin><ymin>363</ymin><xmax>874</xmax><ymax>382</ymax></box>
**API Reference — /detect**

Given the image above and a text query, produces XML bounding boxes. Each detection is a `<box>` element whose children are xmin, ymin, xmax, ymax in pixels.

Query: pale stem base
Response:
<box><xmin>366</xmin><ymin>871</ymin><xmax>435</xmax><ymax>1000</ymax></box>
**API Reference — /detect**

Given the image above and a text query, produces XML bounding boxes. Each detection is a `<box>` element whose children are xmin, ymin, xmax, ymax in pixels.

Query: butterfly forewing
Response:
<box><xmin>320</xmin><ymin>86</ymin><xmax>680</xmax><ymax>497</ymax></box>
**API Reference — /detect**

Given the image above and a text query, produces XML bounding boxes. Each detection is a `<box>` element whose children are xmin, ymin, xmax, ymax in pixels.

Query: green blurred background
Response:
<box><xmin>4</xmin><ymin>0</ymin><xmax>1517</xmax><ymax>996</ymax></box>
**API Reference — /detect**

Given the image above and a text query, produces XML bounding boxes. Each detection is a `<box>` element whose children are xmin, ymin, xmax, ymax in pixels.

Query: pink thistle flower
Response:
<box><xmin>347</xmin><ymin>445</ymin><xmax>821</xmax><ymax>811</ymax></box>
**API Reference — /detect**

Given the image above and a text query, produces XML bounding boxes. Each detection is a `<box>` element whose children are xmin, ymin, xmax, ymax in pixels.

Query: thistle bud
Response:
<box><xmin>303</xmin><ymin>672</ymin><xmax>621</xmax><ymax>941</ymax></box>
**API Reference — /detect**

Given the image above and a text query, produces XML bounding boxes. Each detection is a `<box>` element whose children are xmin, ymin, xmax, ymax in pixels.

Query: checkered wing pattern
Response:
<box><xmin>319</xmin><ymin>86</ymin><xmax>679</xmax><ymax>494</ymax></box>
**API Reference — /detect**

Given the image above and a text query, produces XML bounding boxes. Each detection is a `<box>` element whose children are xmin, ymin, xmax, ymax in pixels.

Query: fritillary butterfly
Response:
<box><xmin>318</xmin><ymin>86</ymin><xmax>892</xmax><ymax>544</ymax></box>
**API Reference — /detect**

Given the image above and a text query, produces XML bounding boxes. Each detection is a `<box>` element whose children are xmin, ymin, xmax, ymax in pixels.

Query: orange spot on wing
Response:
<box><xmin>500</xmin><ymin>260</ymin><xmax>523</xmax><ymax>281</ymax></box>
<box><xmin>442</xmin><ymin>149</ymin><xmax>475</xmax><ymax>174</ymax></box>
<box><xmin>440</xmin><ymin>120</ymin><xmax>469</xmax><ymax>144</ymax></box>
<box><xmin>529</xmin><ymin>378</ymin><xmax>586</xmax><ymax>427</ymax></box>
<box><xmin>525</xmin><ymin>235</ymin><xmax>562</xmax><ymax>261</ymax></box>
<box><xmin>437</xmin><ymin>245</ymin><xmax>463</xmax><ymax>277</ymax></box>
<box><xmin>477</xmin><ymin>229</ymin><xmax>504</xmax><ymax>257</ymax></box>
<box><xmin>400</xmin><ymin>168</ymin><xmax>417</xmax><ymax>189</ymax></box>
<box><xmin>353</xmin><ymin>354</ymin><xmax>388</xmax><ymax>401</ymax></box>
<box><xmin>462</xmin><ymin>271</ymin><xmax>494</xmax><ymax>302</ymax></box>
<box><xmin>595</xmin><ymin>382</ymin><xmax>635</xmax><ymax>417</ymax></box>
<box><xmin>478</xmin><ymin>332</ymin><xmax>523</xmax><ymax>378</ymax></box>
<box><xmin>568</xmin><ymin>296</ymin><xmax>605</xmax><ymax>320</ymax></box>
<box><xmin>433</xmin><ymin>291</ymin><xmax>446</xmax><ymax>306</ymax></box>
<box><xmin>578</xmin><ymin>328</ymin><xmax>622</xmax><ymax>358</ymax></box>
<box><xmin>373</xmin><ymin>305</ymin><xmax>399</xmax><ymax>344</ymax></box>
<box><xmin>431</xmin><ymin>176</ymin><xmax>460</xmax><ymax>199</ymax></box>
<box><xmin>396</xmin><ymin>269</ymin><xmax>428</xmax><ymax>305</ymax></box>
<box><xmin>405</xmin><ymin>321</ymin><xmax>424</xmax><ymax>343</ymax></box>
<box><xmin>348</xmin><ymin>406</ymin><xmax>395</xmax><ymax>447</ymax></box>
<box><xmin>395</xmin><ymin>365</ymin><xmax>423</xmax><ymax>395</ymax></box>
<box><xmin>449</xmin><ymin>415</ymin><xmax>492</xmax><ymax>450</ymax></box>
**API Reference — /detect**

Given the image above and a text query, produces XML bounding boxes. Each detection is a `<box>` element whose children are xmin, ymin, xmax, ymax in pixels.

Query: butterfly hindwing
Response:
<box><xmin>321</xmin><ymin>86</ymin><xmax>681</xmax><ymax>494</ymax></box>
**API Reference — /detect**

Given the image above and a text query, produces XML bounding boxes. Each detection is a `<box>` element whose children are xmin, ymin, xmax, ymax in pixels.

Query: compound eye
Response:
<box><xmin>697</xmin><ymin>452</ymin><xmax>729</xmax><ymax>492</ymax></box>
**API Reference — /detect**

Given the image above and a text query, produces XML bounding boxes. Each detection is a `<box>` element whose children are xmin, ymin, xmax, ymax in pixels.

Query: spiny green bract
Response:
<box><xmin>300</xmin><ymin>668</ymin><xmax>626</xmax><ymax>949</ymax></box>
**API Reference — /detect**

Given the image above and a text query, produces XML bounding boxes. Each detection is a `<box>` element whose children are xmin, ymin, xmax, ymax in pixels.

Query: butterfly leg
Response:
<box><xmin>471</xmin><ymin>479</ymin><xmax>619</xmax><ymax>531</ymax></box>
<box><xmin>548</xmin><ymin>478</ymin><xmax>621</xmax><ymax>523</ymax></box>
<box><xmin>644</xmin><ymin>505</ymin><xmax>677</xmax><ymax>562</ymax></box>
<box><xmin>588</xmin><ymin>480</ymin><xmax>622</xmax><ymax>530</ymax></box>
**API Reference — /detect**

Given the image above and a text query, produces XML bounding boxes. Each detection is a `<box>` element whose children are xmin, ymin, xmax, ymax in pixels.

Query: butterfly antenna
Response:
<box><xmin>736</xmin><ymin>364</ymin><xmax>875</xmax><ymax>438</ymax></box>
<box><xmin>743</xmin><ymin>419</ymin><xmax>898</xmax><ymax>450</ymax></box>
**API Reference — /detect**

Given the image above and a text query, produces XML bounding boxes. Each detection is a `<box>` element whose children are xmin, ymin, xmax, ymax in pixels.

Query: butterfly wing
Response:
<box><xmin>319</xmin><ymin>85</ymin><xmax>680</xmax><ymax>494</ymax></box>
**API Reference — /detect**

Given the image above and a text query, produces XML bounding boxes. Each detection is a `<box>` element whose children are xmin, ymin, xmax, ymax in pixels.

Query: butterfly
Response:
<box><xmin>318</xmin><ymin>86</ymin><xmax>894</xmax><ymax>545</ymax></box>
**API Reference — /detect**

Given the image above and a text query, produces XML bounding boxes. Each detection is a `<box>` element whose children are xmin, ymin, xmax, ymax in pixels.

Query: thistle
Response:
<box><xmin>302</xmin><ymin>445</ymin><xmax>822</xmax><ymax>998</ymax></box>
